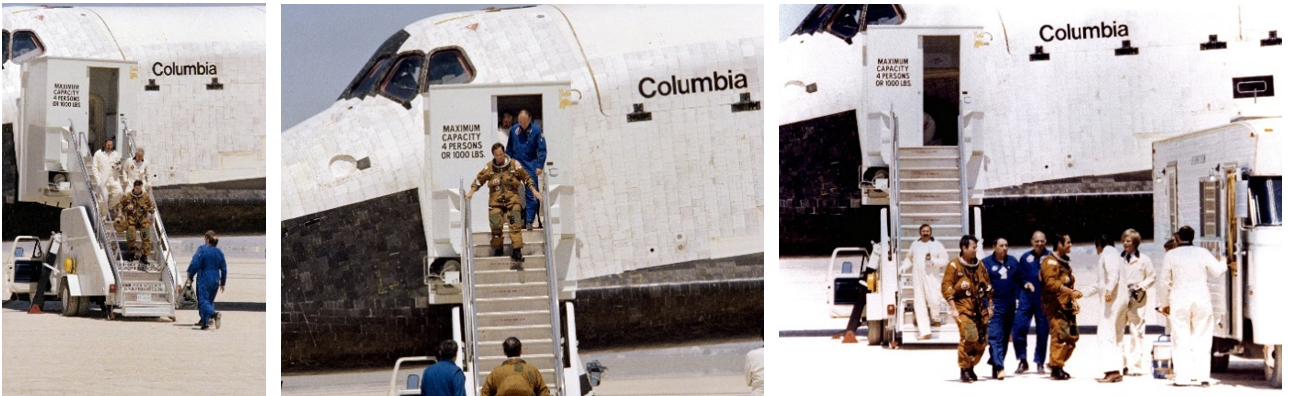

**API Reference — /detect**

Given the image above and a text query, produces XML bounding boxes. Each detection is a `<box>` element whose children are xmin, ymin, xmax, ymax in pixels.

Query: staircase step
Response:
<box><xmin>477</xmin><ymin>310</ymin><xmax>554</xmax><ymax>328</ymax></box>
<box><xmin>478</xmin><ymin>338</ymin><xmax>557</xmax><ymax>356</ymax></box>
<box><xmin>475</xmin><ymin>269</ymin><xmax>550</xmax><ymax>285</ymax></box>
<box><xmin>899</xmin><ymin>168</ymin><xmax>959</xmax><ymax>179</ymax></box>
<box><xmin>471</xmin><ymin>230</ymin><xmax>548</xmax><ymax>244</ymax></box>
<box><xmin>898</xmin><ymin>157</ymin><xmax>958</xmax><ymax>169</ymax></box>
<box><xmin>900</xmin><ymin>179</ymin><xmax>960</xmax><ymax>191</ymax></box>
<box><xmin>479</xmin><ymin>324</ymin><xmax>555</xmax><ymax>342</ymax></box>
<box><xmin>475</xmin><ymin>283</ymin><xmax>550</xmax><ymax>299</ymax></box>
<box><xmin>897</xmin><ymin>217</ymin><xmax>961</xmax><ymax>226</ymax></box>
<box><xmin>898</xmin><ymin>191</ymin><xmax>961</xmax><ymax>202</ymax></box>
<box><xmin>473</xmin><ymin>256</ymin><xmax>548</xmax><ymax>272</ymax></box>
<box><xmin>898</xmin><ymin>146</ymin><xmax>959</xmax><ymax>157</ymax></box>
<box><xmin>477</xmin><ymin>296</ymin><xmax>551</xmax><ymax>313</ymax></box>
<box><xmin>471</xmin><ymin>243</ymin><xmax>545</xmax><ymax>258</ymax></box>
<box><xmin>899</xmin><ymin>203</ymin><xmax>963</xmax><ymax>214</ymax></box>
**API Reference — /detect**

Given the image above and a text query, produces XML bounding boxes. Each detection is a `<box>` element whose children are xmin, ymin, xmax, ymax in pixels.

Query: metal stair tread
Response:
<box><xmin>477</xmin><ymin>310</ymin><xmax>550</xmax><ymax>316</ymax></box>
<box><xmin>899</xmin><ymin>213</ymin><xmax>962</xmax><ymax>217</ymax></box>
<box><xmin>476</xmin><ymin>295</ymin><xmax>549</xmax><ymax>302</ymax></box>
<box><xmin>896</xmin><ymin>201</ymin><xmax>962</xmax><ymax>205</ymax></box>
<box><xmin>897</xmin><ymin>188</ymin><xmax>960</xmax><ymax>193</ymax></box>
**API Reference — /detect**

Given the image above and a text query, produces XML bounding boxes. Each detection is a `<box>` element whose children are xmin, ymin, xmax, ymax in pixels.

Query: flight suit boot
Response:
<box><xmin>960</xmin><ymin>368</ymin><xmax>973</xmax><ymax>383</ymax></box>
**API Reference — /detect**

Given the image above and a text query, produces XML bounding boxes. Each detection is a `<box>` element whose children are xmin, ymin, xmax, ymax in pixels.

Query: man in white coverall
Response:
<box><xmin>93</xmin><ymin>138</ymin><xmax>123</xmax><ymax>206</ymax></box>
<box><xmin>1092</xmin><ymin>234</ymin><xmax>1124</xmax><ymax>383</ymax></box>
<box><xmin>1118</xmin><ymin>229</ymin><xmax>1156</xmax><ymax>377</ymax></box>
<box><xmin>900</xmin><ymin>224</ymin><xmax>949</xmax><ymax>339</ymax></box>
<box><xmin>1160</xmin><ymin>226</ymin><xmax>1228</xmax><ymax>386</ymax></box>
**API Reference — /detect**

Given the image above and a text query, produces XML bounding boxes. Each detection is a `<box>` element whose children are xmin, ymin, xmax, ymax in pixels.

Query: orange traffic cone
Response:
<box><xmin>842</xmin><ymin>330</ymin><xmax>859</xmax><ymax>344</ymax></box>
<box><xmin>27</xmin><ymin>302</ymin><xmax>43</xmax><ymax>314</ymax></box>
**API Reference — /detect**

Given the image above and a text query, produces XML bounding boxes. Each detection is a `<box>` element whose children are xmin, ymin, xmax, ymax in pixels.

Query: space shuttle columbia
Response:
<box><xmin>280</xmin><ymin>5</ymin><xmax>764</xmax><ymax>390</ymax></box>
<box><xmin>2</xmin><ymin>5</ymin><xmax>267</xmax><ymax>238</ymax></box>
<box><xmin>780</xmin><ymin>4</ymin><xmax>1284</xmax><ymax>249</ymax></box>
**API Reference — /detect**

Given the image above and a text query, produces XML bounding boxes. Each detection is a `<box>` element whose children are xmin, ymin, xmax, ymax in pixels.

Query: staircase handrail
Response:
<box><xmin>539</xmin><ymin>171</ymin><xmax>566</xmax><ymax>396</ymax></box>
<box><xmin>460</xmin><ymin>179</ymin><xmax>482</xmax><ymax>385</ymax></box>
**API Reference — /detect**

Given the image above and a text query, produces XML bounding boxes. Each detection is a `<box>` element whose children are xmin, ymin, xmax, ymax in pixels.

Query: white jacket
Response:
<box><xmin>124</xmin><ymin>158</ymin><xmax>149</xmax><ymax>186</ymax></box>
<box><xmin>1088</xmin><ymin>246</ymin><xmax>1121</xmax><ymax>298</ymax></box>
<box><xmin>93</xmin><ymin>149</ymin><xmax>121</xmax><ymax>181</ymax></box>
<box><xmin>1160</xmin><ymin>245</ymin><xmax>1225</xmax><ymax>309</ymax></box>
<box><xmin>1120</xmin><ymin>250</ymin><xmax>1156</xmax><ymax>308</ymax></box>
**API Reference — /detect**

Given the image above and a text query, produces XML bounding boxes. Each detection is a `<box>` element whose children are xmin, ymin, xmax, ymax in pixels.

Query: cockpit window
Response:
<box><xmin>352</xmin><ymin>56</ymin><xmax>393</xmax><ymax>98</ymax></box>
<box><xmin>827</xmin><ymin>5</ymin><xmax>862</xmax><ymax>40</ymax></box>
<box><xmin>426</xmin><ymin>49</ymin><xmax>474</xmax><ymax>86</ymax></box>
<box><xmin>11</xmin><ymin>31</ymin><xmax>45</xmax><ymax>61</ymax></box>
<box><xmin>865</xmin><ymin>4</ymin><xmax>904</xmax><ymax>26</ymax></box>
<box><xmin>380</xmin><ymin>53</ymin><xmax>425</xmax><ymax>102</ymax></box>
<box><xmin>3</xmin><ymin>30</ymin><xmax>10</xmax><ymax>62</ymax></box>
<box><xmin>792</xmin><ymin>5</ymin><xmax>905</xmax><ymax>41</ymax></box>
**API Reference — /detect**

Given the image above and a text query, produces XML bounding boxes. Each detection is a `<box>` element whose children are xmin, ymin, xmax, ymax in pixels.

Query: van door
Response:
<box><xmin>421</xmin><ymin>82</ymin><xmax>576</xmax><ymax>256</ymax></box>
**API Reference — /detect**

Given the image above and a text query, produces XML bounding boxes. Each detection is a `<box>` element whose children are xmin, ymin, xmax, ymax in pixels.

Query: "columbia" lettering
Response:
<box><xmin>1040</xmin><ymin>21</ymin><xmax>1129</xmax><ymax>42</ymax></box>
<box><xmin>152</xmin><ymin>62</ymin><xmax>218</xmax><ymax>76</ymax></box>
<box><xmin>638</xmin><ymin>70</ymin><xmax>748</xmax><ymax>99</ymax></box>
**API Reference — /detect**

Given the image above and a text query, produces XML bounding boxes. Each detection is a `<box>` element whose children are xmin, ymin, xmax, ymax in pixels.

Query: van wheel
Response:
<box><xmin>59</xmin><ymin>280</ymin><xmax>75</xmax><ymax>317</ymax></box>
<box><xmin>1212</xmin><ymin>353</ymin><xmax>1230</xmax><ymax>373</ymax></box>
<box><xmin>868</xmin><ymin>320</ymin><xmax>884</xmax><ymax>346</ymax></box>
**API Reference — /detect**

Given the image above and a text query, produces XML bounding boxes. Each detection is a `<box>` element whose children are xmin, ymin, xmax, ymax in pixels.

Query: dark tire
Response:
<box><xmin>1212</xmin><ymin>352</ymin><xmax>1230</xmax><ymax>373</ymax></box>
<box><xmin>868</xmin><ymin>320</ymin><xmax>884</xmax><ymax>346</ymax></box>
<box><xmin>58</xmin><ymin>280</ymin><xmax>75</xmax><ymax>317</ymax></box>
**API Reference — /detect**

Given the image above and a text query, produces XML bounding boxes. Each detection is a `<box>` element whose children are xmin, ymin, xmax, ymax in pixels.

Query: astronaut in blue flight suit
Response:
<box><xmin>1012</xmin><ymin>231</ymin><xmax>1051</xmax><ymax>374</ymax></box>
<box><xmin>187</xmin><ymin>231</ymin><xmax>228</xmax><ymax>330</ymax></box>
<box><xmin>505</xmin><ymin>110</ymin><xmax>547</xmax><ymax>229</ymax></box>
<box><xmin>983</xmin><ymin>237</ymin><xmax>1023</xmax><ymax>379</ymax></box>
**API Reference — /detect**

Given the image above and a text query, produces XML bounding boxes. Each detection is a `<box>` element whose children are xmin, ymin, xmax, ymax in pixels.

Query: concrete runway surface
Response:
<box><xmin>281</xmin><ymin>339</ymin><xmax>761</xmax><ymax>395</ymax></box>
<box><xmin>2</xmin><ymin>235</ymin><xmax>267</xmax><ymax>396</ymax></box>
<box><xmin>773</xmin><ymin>336</ymin><xmax>1277</xmax><ymax>393</ymax></box>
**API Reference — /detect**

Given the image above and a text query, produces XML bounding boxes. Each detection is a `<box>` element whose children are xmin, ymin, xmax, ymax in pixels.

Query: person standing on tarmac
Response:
<box><xmin>1118</xmin><ymin>229</ymin><xmax>1156</xmax><ymax>377</ymax></box>
<box><xmin>1041</xmin><ymin>233</ymin><xmax>1081</xmax><ymax>380</ymax></box>
<box><xmin>1012</xmin><ymin>230</ymin><xmax>1051</xmax><ymax>374</ymax></box>
<box><xmin>900</xmin><ymin>224</ymin><xmax>949</xmax><ymax>340</ymax></box>
<box><xmin>186</xmin><ymin>231</ymin><xmax>228</xmax><ymax>330</ymax></box>
<box><xmin>1092</xmin><ymin>234</ymin><xmax>1126</xmax><ymax>383</ymax></box>
<box><xmin>983</xmin><ymin>237</ymin><xmax>1021</xmax><ymax>379</ymax></box>
<box><xmin>505</xmin><ymin>110</ymin><xmax>547</xmax><ymax>230</ymax></box>
<box><xmin>466</xmin><ymin>143</ymin><xmax>543</xmax><ymax>263</ymax></box>
<box><xmin>943</xmin><ymin>235</ymin><xmax>991</xmax><ymax>382</ymax></box>
<box><xmin>1160</xmin><ymin>226</ymin><xmax>1230</xmax><ymax>386</ymax></box>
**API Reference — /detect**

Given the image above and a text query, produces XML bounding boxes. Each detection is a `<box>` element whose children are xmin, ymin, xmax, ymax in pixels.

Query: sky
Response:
<box><xmin>280</xmin><ymin>5</ymin><xmax>519</xmax><ymax>130</ymax></box>
<box><xmin>779</xmin><ymin>4</ymin><xmax>814</xmax><ymax>42</ymax></box>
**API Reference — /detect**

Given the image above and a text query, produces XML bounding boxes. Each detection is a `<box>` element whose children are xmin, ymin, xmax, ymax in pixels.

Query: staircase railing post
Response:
<box><xmin>460</xmin><ymin>179</ymin><xmax>481</xmax><ymax>390</ymax></box>
<box><xmin>539</xmin><ymin>171</ymin><xmax>565</xmax><ymax>396</ymax></box>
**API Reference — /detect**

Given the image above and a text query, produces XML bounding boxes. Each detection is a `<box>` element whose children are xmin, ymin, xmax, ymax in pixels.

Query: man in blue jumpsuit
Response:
<box><xmin>186</xmin><ymin>231</ymin><xmax>227</xmax><ymax>330</ymax></box>
<box><xmin>505</xmin><ymin>110</ymin><xmax>547</xmax><ymax>230</ymax></box>
<box><xmin>421</xmin><ymin>339</ymin><xmax>466</xmax><ymax>396</ymax></box>
<box><xmin>1012</xmin><ymin>231</ymin><xmax>1050</xmax><ymax>374</ymax></box>
<box><xmin>984</xmin><ymin>237</ymin><xmax>1022</xmax><ymax>379</ymax></box>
